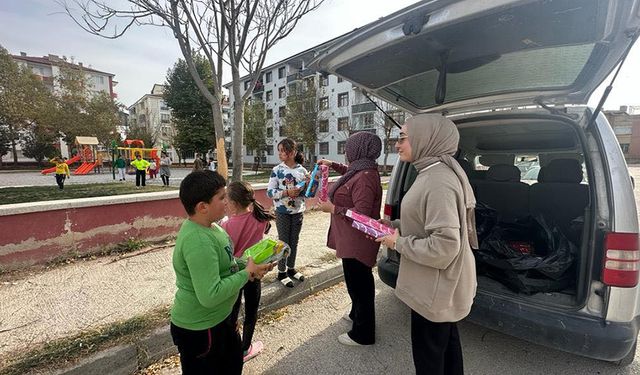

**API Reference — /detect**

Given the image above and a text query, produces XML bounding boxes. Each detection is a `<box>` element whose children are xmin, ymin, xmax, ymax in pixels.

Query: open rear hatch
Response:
<box><xmin>313</xmin><ymin>0</ymin><xmax>640</xmax><ymax>115</ymax></box>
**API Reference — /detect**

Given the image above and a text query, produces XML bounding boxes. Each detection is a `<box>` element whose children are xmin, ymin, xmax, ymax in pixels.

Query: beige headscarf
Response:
<box><xmin>405</xmin><ymin>114</ymin><xmax>479</xmax><ymax>249</ymax></box>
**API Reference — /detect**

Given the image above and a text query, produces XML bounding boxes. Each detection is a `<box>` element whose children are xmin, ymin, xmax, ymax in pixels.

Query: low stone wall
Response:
<box><xmin>0</xmin><ymin>180</ymin><xmax>336</xmax><ymax>270</ymax></box>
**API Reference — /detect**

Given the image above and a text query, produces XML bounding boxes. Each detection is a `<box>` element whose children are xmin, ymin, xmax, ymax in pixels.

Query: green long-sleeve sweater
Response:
<box><xmin>170</xmin><ymin>219</ymin><xmax>248</xmax><ymax>330</ymax></box>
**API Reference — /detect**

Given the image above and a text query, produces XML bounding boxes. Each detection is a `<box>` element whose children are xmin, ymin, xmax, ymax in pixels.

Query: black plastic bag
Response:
<box><xmin>475</xmin><ymin>202</ymin><xmax>498</xmax><ymax>243</ymax></box>
<box><xmin>474</xmin><ymin>215</ymin><xmax>577</xmax><ymax>294</ymax></box>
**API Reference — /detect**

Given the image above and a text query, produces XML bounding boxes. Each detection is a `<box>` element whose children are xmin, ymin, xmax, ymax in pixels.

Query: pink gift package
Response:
<box><xmin>346</xmin><ymin>209</ymin><xmax>394</xmax><ymax>238</ymax></box>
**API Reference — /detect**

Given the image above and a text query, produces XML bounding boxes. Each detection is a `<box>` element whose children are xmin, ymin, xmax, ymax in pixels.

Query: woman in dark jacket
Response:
<box><xmin>317</xmin><ymin>131</ymin><xmax>383</xmax><ymax>346</ymax></box>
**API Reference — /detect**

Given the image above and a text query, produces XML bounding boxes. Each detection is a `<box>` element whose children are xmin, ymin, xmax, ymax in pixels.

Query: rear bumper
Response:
<box><xmin>377</xmin><ymin>255</ymin><xmax>639</xmax><ymax>361</ymax></box>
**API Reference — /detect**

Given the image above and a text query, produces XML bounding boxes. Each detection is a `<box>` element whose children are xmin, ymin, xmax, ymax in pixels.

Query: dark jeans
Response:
<box><xmin>275</xmin><ymin>212</ymin><xmax>303</xmax><ymax>273</ymax></box>
<box><xmin>135</xmin><ymin>169</ymin><xmax>146</xmax><ymax>186</ymax></box>
<box><xmin>229</xmin><ymin>279</ymin><xmax>261</xmax><ymax>352</ymax></box>
<box><xmin>170</xmin><ymin>316</ymin><xmax>243</xmax><ymax>375</ymax></box>
<box><xmin>55</xmin><ymin>174</ymin><xmax>65</xmax><ymax>190</ymax></box>
<box><xmin>342</xmin><ymin>258</ymin><xmax>375</xmax><ymax>344</ymax></box>
<box><xmin>411</xmin><ymin>310</ymin><xmax>463</xmax><ymax>375</ymax></box>
<box><xmin>161</xmin><ymin>175</ymin><xmax>170</xmax><ymax>186</ymax></box>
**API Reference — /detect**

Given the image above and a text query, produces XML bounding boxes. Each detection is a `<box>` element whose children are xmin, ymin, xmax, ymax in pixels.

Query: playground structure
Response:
<box><xmin>118</xmin><ymin>139</ymin><xmax>161</xmax><ymax>175</ymax></box>
<box><xmin>40</xmin><ymin>136</ymin><xmax>102</xmax><ymax>175</ymax></box>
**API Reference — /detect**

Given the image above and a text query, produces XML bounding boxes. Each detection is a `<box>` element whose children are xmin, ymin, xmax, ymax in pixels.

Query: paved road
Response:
<box><xmin>154</xmin><ymin>275</ymin><xmax>639</xmax><ymax>375</ymax></box>
<box><xmin>0</xmin><ymin>169</ymin><xmax>263</xmax><ymax>188</ymax></box>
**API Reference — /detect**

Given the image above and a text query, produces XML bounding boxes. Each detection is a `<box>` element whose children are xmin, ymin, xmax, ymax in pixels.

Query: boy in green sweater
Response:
<box><xmin>170</xmin><ymin>170</ymin><xmax>274</xmax><ymax>374</ymax></box>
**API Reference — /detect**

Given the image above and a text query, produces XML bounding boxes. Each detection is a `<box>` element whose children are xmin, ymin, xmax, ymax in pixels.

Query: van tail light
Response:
<box><xmin>383</xmin><ymin>204</ymin><xmax>394</xmax><ymax>221</ymax></box>
<box><xmin>602</xmin><ymin>232</ymin><xmax>640</xmax><ymax>287</ymax></box>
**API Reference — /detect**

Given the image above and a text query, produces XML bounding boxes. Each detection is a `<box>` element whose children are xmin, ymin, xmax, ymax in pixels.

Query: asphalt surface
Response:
<box><xmin>156</xmin><ymin>275</ymin><xmax>640</xmax><ymax>375</ymax></box>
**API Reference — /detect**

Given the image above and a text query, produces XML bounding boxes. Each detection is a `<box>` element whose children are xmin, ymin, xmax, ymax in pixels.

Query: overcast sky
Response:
<box><xmin>1</xmin><ymin>0</ymin><xmax>638</xmax><ymax>110</ymax></box>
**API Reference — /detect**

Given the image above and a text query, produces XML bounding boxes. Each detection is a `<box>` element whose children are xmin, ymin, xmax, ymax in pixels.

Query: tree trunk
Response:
<box><xmin>9</xmin><ymin>124</ymin><xmax>18</xmax><ymax>165</ymax></box>
<box><xmin>231</xmin><ymin>73</ymin><xmax>244</xmax><ymax>182</ymax></box>
<box><xmin>210</xmin><ymin>102</ymin><xmax>228</xmax><ymax>179</ymax></box>
<box><xmin>383</xmin><ymin>152</ymin><xmax>389</xmax><ymax>176</ymax></box>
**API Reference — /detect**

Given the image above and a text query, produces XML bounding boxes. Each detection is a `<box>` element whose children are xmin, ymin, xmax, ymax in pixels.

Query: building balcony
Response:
<box><xmin>352</xmin><ymin>102</ymin><xmax>376</xmax><ymax>114</ymax></box>
<box><xmin>286</xmin><ymin>68</ymin><xmax>315</xmax><ymax>83</ymax></box>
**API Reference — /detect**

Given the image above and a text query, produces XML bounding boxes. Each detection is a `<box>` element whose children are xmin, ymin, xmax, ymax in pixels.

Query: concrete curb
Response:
<box><xmin>51</xmin><ymin>261</ymin><xmax>344</xmax><ymax>375</ymax></box>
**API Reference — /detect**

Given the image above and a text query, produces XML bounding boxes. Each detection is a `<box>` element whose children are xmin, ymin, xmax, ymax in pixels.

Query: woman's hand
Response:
<box><xmin>378</xmin><ymin>218</ymin><xmax>393</xmax><ymax>227</ymax></box>
<box><xmin>375</xmin><ymin>229</ymin><xmax>400</xmax><ymax>250</ymax></box>
<box><xmin>317</xmin><ymin>159</ymin><xmax>333</xmax><ymax>166</ymax></box>
<box><xmin>317</xmin><ymin>199</ymin><xmax>335</xmax><ymax>214</ymax></box>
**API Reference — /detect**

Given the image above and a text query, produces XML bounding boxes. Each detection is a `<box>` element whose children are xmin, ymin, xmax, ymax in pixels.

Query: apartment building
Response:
<box><xmin>224</xmin><ymin>46</ymin><xmax>404</xmax><ymax>167</ymax></box>
<box><xmin>6</xmin><ymin>52</ymin><xmax>118</xmax><ymax>161</ymax></box>
<box><xmin>604</xmin><ymin>105</ymin><xmax>640</xmax><ymax>160</ymax></box>
<box><xmin>128</xmin><ymin>84</ymin><xmax>176</xmax><ymax>155</ymax></box>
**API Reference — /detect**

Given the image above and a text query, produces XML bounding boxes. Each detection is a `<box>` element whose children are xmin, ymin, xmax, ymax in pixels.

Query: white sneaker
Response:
<box><xmin>338</xmin><ymin>333</ymin><xmax>364</xmax><ymax>347</ymax></box>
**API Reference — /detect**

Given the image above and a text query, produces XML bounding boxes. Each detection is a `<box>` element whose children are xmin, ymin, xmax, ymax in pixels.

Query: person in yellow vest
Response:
<box><xmin>50</xmin><ymin>157</ymin><xmax>70</xmax><ymax>190</ymax></box>
<box><xmin>131</xmin><ymin>153</ymin><xmax>150</xmax><ymax>189</ymax></box>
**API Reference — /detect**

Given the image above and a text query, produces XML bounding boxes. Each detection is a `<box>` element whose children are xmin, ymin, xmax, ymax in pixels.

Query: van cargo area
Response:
<box><xmin>456</xmin><ymin>114</ymin><xmax>594</xmax><ymax>309</ymax></box>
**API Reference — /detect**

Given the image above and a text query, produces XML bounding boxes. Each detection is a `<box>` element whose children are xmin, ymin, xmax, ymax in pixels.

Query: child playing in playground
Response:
<box><xmin>267</xmin><ymin>138</ymin><xmax>308</xmax><ymax>288</ymax></box>
<box><xmin>148</xmin><ymin>159</ymin><xmax>158</xmax><ymax>179</ymax></box>
<box><xmin>130</xmin><ymin>153</ymin><xmax>150</xmax><ymax>188</ymax></box>
<box><xmin>50</xmin><ymin>157</ymin><xmax>70</xmax><ymax>190</ymax></box>
<box><xmin>115</xmin><ymin>155</ymin><xmax>126</xmax><ymax>181</ymax></box>
<box><xmin>221</xmin><ymin>181</ymin><xmax>275</xmax><ymax>363</ymax></box>
<box><xmin>170</xmin><ymin>170</ymin><xmax>275</xmax><ymax>374</ymax></box>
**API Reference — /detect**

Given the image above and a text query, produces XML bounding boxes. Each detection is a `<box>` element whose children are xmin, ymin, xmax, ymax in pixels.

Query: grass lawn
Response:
<box><xmin>2</xmin><ymin>183</ymin><xmax>178</xmax><ymax>205</ymax></box>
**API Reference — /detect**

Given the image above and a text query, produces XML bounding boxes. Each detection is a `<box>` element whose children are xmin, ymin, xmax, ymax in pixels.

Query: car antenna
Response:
<box><xmin>586</xmin><ymin>32</ymin><xmax>639</xmax><ymax>130</ymax></box>
<box><xmin>362</xmin><ymin>90</ymin><xmax>402</xmax><ymax>129</ymax></box>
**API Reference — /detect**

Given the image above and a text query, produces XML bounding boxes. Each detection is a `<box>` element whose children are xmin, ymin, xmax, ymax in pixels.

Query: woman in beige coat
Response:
<box><xmin>377</xmin><ymin>114</ymin><xmax>478</xmax><ymax>375</ymax></box>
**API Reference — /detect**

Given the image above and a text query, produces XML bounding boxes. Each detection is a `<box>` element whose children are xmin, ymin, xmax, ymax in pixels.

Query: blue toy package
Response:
<box><xmin>305</xmin><ymin>164</ymin><xmax>321</xmax><ymax>198</ymax></box>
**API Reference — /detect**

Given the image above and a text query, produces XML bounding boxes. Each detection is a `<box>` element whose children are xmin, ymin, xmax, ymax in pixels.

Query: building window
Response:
<box><xmin>278</xmin><ymin>66</ymin><xmax>286</xmax><ymax>79</ymax></box>
<box><xmin>161</xmin><ymin>114</ymin><xmax>170</xmax><ymax>123</ymax></box>
<box><xmin>319</xmin><ymin>120</ymin><xmax>329</xmax><ymax>133</ymax></box>
<box><xmin>621</xmin><ymin>143</ymin><xmax>630</xmax><ymax>153</ymax></box>
<box><xmin>246</xmin><ymin>148</ymin><xmax>254</xmax><ymax>156</ymax></box>
<box><xmin>319</xmin><ymin>142</ymin><xmax>329</xmax><ymax>155</ymax></box>
<box><xmin>266</xmin><ymin>145</ymin><xmax>274</xmax><ymax>155</ymax></box>
<box><xmin>337</xmin><ymin>117</ymin><xmax>349</xmax><ymax>131</ymax></box>
<box><xmin>337</xmin><ymin>141</ymin><xmax>346</xmax><ymax>154</ymax></box>
<box><xmin>266</xmin><ymin>127</ymin><xmax>273</xmax><ymax>137</ymax></box>
<box><xmin>266</xmin><ymin>109</ymin><xmax>273</xmax><ymax>119</ymax></box>
<box><xmin>160</xmin><ymin>101</ymin><xmax>169</xmax><ymax>111</ymax></box>
<box><xmin>320</xmin><ymin>97</ymin><xmax>329</xmax><ymax>110</ymax></box>
<box><xmin>279</xmin><ymin>106</ymin><xmax>286</xmax><ymax>118</ymax></box>
<box><xmin>244</xmin><ymin>80</ymin><xmax>251</xmax><ymax>90</ymax></box>
<box><xmin>337</xmin><ymin>77</ymin><xmax>344</xmax><ymax>83</ymax></box>
<box><xmin>363</xmin><ymin>112</ymin><xmax>374</xmax><ymax>127</ymax></box>
<box><xmin>266</xmin><ymin>90</ymin><xmax>273</xmax><ymax>101</ymax></box>
<box><xmin>320</xmin><ymin>75</ymin><xmax>329</xmax><ymax>87</ymax></box>
<box><xmin>338</xmin><ymin>92</ymin><xmax>349</xmax><ymax>107</ymax></box>
<box><xmin>279</xmin><ymin>87</ymin><xmax>286</xmax><ymax>98</ymax></box>
<box><xmin>265</xmin><ymin>71</ymin><xmax>272</xmax><ymax>83</ymax></box>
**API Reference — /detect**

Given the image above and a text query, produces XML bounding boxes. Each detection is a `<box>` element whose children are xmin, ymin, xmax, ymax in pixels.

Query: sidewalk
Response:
<box><xmin>0</xmin><ymin>210</ymin><xmax>337</xmax><ymax>364</ymax></box>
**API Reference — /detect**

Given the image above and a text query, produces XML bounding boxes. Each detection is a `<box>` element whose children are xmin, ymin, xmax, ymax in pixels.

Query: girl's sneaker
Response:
<box><xmin>278</xmin><ymin>272</ymin><xmax>294</xmax><ymax>288</ymax></box>
<box><xmin>287</xmin><ymin>268</ymin><xmax>305</xmax><ymax>282</ymax></box>
<box><xmin>243</xmin><ymin>341</ymin><xmax>264</xmax><ymax>362</ymax></box>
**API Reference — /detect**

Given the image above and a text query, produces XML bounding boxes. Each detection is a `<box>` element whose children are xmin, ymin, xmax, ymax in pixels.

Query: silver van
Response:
<box><xmin>316</xmin><ymin>0</ymin><xmax>640</xmax><ymax>366</ymax></box>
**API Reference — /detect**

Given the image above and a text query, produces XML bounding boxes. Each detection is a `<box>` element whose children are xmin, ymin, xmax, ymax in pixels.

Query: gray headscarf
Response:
<box><xmin>406</xmin><ymin>114</ymin><xmax>478</xmax><ymax>249</ymax></box>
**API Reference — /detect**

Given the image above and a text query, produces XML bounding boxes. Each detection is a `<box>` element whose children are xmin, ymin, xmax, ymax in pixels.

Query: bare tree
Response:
<box><xmin>61</xmin><ymin>0</ymin><xmax>324</xmax><ymax>180</ymax></box>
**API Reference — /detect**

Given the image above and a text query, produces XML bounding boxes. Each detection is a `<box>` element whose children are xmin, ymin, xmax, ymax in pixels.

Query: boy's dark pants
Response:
<box><xmin>410</xmin><ymin>310</ymin><xmax>464</xmax><ymax>375</ymax></box>
<box><xmin>55</xmin><ymin>174</ymin><xmax>65</xmax><ymax>190</ymax></box>
<box><xmin>342</xmin><ymin>258</ymin><xmax>375</xmax><ymax>344</ymax></box>
<box><xmin>135</xmin><ymin>169</ymin><xmax>146</xmax><ymax>186</ymax></box>
<box><xmin>229</xmin><ymin>279</ymin><xmax>261</xmax><ymax>352</ymax></box>
<box><xmin>170</xmin><ymin>315</ymin><xmax>243</xmax><ymax>375</ymax></box>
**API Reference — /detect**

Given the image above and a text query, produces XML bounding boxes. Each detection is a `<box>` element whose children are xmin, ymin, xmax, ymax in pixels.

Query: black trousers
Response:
<box><xmin>342</xmin><ymin>258</ymin><xmax>375</xmax><ymax>345</ymax></box>
<box><xmin>170</xmin><ymin>316</ymin><xmax>243</xmax><ymax>375</ymax></box>
<box><xmin>229</xmin><ymin>279</ymin><xmax>261</xmax><ymax>352</ymax></box>
<box><xmin>410</xmin><ymin>310</ymin><xmax>463</xmax><ymax>375</ymax></box>
<box><xmin>161</xmin><ymin>174</ymin><xmax>170</xmax><ymax>186</ymax></box>
<box><xmin>135</xmin><ymin>169</ymin><xmax>146</xmax><ymax>186</ymax></box>
<box><xmin>55</xmin><ymin>174</ymin><xmax>65</xmax><ymax>190</ymax></box>
<box><xmin>275</xmin><ymin>212</ymin><xmax>303</xmax><ymax>273</ymax></box>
